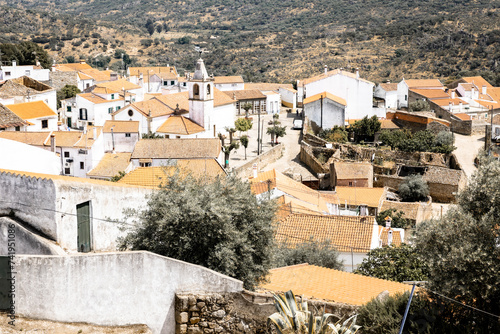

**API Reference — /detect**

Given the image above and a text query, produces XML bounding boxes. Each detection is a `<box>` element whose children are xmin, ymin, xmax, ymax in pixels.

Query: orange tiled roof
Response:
<box><xmin>132</xmin><ymin>138</ymin><xmax>221</xmax><ymax>159</ymax></box>
<box><xmin>79</xmin><ymin>68</ymin><xmax>112</xmax><ymax>82</ymax></box>
<box><xmin>335</xmin><ymin>186</ymin><xmax>386</xmax><ymax>208</ymax></box>
<box><xmin>103</xmin><ymin>120</ymin><xmax>139</xmax><ymax>133</ymax></box>
<box><xmin>0</xmin><ymin>103</ymin><xmax>27</xmax><ymax>128</ymax></box>
<box><xmin>118</xmin><ymin>162</ymin><xmax>226</xmax><ymax>187</ymax></box>
<box><xmin>92</xmin><ymin>86</ymin><xmax>120</xmax><ymax>95</ymax></box>
<box><xmin>275</xmin><ymin>213</ymin><xmax>376</xmax><ymax>253</ymax></box>
<box><xmin>303</xmin><ymin>92</ymin><xmax>346</xmax><ymax>106</ymax></box>
<box><xmin>453</xmin><ymin>113</ymin><xmax>471</xmax><ymax>121</ymax></box>
<box><xmin>302</xmin><ymin>69</ymin><xmax>374</xmax><ymax>86</ymax></box>
<box><xmin>5</xmin><ymin>100</ymin><xmax>56</xmax><ymax>120</ymax></box>
<box><xmin>0</xmin><ymin>131</ymin><xmax>50</xmax><ymax>145</ymax></box>
<box><xmin>404</xmin><ymin>79</ymin><xmax>443</xmax><ymax>88</ymax></box>
<box><xmin>462</xmin><ymin>76</ymin><xmax>493</xmax><ymax>88</ymax></box>
<box><xmin>128</xmin><ymin>66</ymin><xmax>178</xmax><ymax>77</ymax></box>
<box><xmin>259</xmin><ymin>264</ymin><xmax>413</xmax><ymax>305</ymax></box>
<box><xmin>432</xmin><ymin>98</ymin><xmax>468</xmax><ymax>107</ymax></box>
<box><xmin>78</xmin><ymin>92</ymin><xmax>123</xmax><ymax>104</ymax></box>
<box><xmin>156</xmin><ymin>115</ymin><xmax>205</xmax><ymax>135</ymax></box>
<box><xmin>86</xmin><ymin>153</ymin><xmax>132</xmax><ymax>178</ymax></box>
<box><xmin>380</xmin><ymin>119</ymin><xmax>401</xmax><ymax>129</ymax></box>
<box><xmin>223</xmin><ymin>90</ymin><xmax>266</xmax><ymax>101</ymax></box>
<box><xmin>244</xmin><ymin>83</ymin><xmax>294</xmax><ymax>92</ymax></box>
<box><xmin>333</xmin><ymin>162</ymin><xmax>372</xmax><ymax>180</ymax></box>
<box><xmin>250</xmin><ymin>169</ymin><xmax>330</xmax><ymax>213</ymax></box>
<box><xmin>379</xmin><ymin>83</ymin><xmax>398</xmax><ymax>91</ymax></box>
<box><xmin>54</xmin><ymin>62</ymin><xmax>93</xmax><ymax>72</ymax></box>
<box><xmin>214</xmin><ymin>76</ymin><xmax>244</xmax><ymax>84</ymax></box>
<box><xmin>378</xmin><ymin>225</ymin><xmax>402</xmax><ymax>246</ymax></box>
<box><xmin>78</xmin><ymin>72</ymin><xmax>94</xmax><ymax>80</ymax></box>
<box><xmin>97</xmin><ymin>78</ymin><xmax>141</xmax><ymax>91</ymax></box>
<box><xmin>410</xmin><ymin>88</ymin><xmax>449</xmax><ymax>99</ymax></box>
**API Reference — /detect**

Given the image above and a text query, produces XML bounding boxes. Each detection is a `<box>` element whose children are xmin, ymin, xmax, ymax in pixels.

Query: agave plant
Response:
<box><xmin>267</xmin><ymin>290</ymin><xmax>361</xmax><ymax>334</ymax></box>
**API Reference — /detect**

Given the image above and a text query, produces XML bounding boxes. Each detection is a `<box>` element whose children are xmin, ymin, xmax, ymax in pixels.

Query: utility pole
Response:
<box><xmin>320</xmin><ymin>94</ymin><xmax>323</xmax><ymax>129</ymax></box>
<box><xmin>257</xmin><ymin>102</ymin><xmax>260</xmax><ymax>155</ymax></box>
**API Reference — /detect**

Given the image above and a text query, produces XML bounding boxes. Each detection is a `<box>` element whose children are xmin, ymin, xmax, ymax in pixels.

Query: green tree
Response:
<box><xmin>318</xmin><ymin>126</ymin><xmax>348</xmax><ymax>143</ymax></box>
<box><xmin>398</xmin><ymin>175</ymin><xmax>429</xmax><ymax>202</ymax></box>
<box><xmin>110</xmin><ymin>171</ymin><xmax>126</xmax><ymax>182</ymax></box>
<box><xmin>274</xmin><ymin>125</ymin><xmax>287</xmax><ymax>144</ymax></box>
<box><xmin>376</xmin><ymin>208</ymin><xmax>412</xmax><ymax>229</ymax></box>
<box><xmin>235</xmin><ymin>117</ymin><xmax>252</xmax><ymax>134</ymax></box>
<box><xmin>240</xmin><ymin>135</ymin><xmax>249</xmax><ymax>160</ymax></box>
<box><xmin>0</xmin><ymin>41</ymin><xmax>51</xmax><ymax>68</ymax></box>
<box><xmin>378</xmin><ymin>129</ymin><xmax>411</xmax><ymax>150</ymax></box>
<box><xmin>351</xmin><ymin>115</ymin><xmax>381</xmax><ymax>142</ymax></box>
<box><xmin>432</xmin><ymin>131</ymin><xmax>455</xmax><ymax>154</ymax></box>
<box><xmin>414</xmin><ymin>159</ymin><xmax>500</xmax><ymax>332</ymax></box>
<box><xmin>118</xmin><ymin>172</ymin><xmax>277</xmax><ymax>290</ymax></box>
<box><xmin>222</xmin><ymin>141</ymin><xmax>239</xmax><ymax>168</ymax></box>
<box><xmin>142</xmin><ymin>131</ymin><xmax>164</xmax><ymax>139</ymax></box>
<box><xmin>241</xmin><ymin>102</ymin><xmax>252</xmax><ymax>117</ymax></box>
<box><xmin>354</xmin><ymin>244</ymin><xmax>429</xmax><ymax>282</ymax></box>
<box><xmin>273</xmin><ymin>238</ymin><xmax>343</xmax><ymax>270</ymax></box>
<box><xmin>56</xmin><ymin>84</ymin><xmax>80</xmax><ymax>108</ymax></box>
<box><xmin>408</xmin><ymin>100</ymin><xmax>430</xmax><ymax>112</ymax></box>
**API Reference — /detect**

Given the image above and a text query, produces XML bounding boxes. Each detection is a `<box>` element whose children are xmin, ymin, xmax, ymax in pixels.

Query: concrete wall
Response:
<box><xmin>14</xmin><ymin>252</ymin><xmax>243</xmax><ymax>334</ymax></box>
<box><xmin>304</xmin><ymin>98</ymin><xmax>345</xmax><ymax>130</ymax></box>
<box><xmin>48</xmin><ymin>71</ymin><xmax>78</xmax><ymax>91</ymax></box>
<box><xmin>103</xmin><ymin>132</ymin><xmax>139</xmax><ymax>152</ymax></box>
<box><xmin>279</xmin><ymin>87</ymin><xmax>296</xmax><ymax>110</ymax></box>
<box><xmin>233</xmin><ymin>144</ymin><xmax>284</xmax><ymax>179</ymax></box>
<box><xmin>0</xmin><ymin>171</ymin><xmax>58</xmax><ymax>240</ymax></box>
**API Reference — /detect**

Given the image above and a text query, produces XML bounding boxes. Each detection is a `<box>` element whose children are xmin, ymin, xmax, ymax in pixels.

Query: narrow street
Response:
<box><xmin>453</xmin><ymin>133</ymin><xmax>485</xmax><ymax>179</ymax></box>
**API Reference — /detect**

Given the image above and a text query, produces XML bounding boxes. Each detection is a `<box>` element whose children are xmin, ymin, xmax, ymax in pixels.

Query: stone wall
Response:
<box><xmin>13</xmin><ymin>252</ymin><xmax>242</xmax><ymax>334</ymax></box>
<box><xmin>233</xmin><ymin>144</ymin><xmax>284</xmax><ymax>179</ymax></box>
<box><xmin>175</xmin><ymin>291</ymin><xmax>359</xmax><ymax>334</ymax></box>
<box><xmin>47</xmin><ymin>71</ymin><xmax>78</xmax><ymax>91</ymax></box>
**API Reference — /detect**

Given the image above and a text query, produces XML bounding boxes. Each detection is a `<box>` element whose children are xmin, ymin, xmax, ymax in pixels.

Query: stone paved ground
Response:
<box><xmin>229</xmin><ymin>107</ymin><xmax>316</xmax><ymax>180</ymax></box>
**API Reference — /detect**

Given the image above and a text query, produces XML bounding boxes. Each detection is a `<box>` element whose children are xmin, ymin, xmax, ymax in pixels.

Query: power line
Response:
<box><xmin>424</xmin><ymin>288</ymin><xmax>500</xmax><ymax>320</ymax></box>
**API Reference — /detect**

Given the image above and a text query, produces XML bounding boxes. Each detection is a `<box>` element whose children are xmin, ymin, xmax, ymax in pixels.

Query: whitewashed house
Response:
<box><xmin>3</xmin><ymin>101</ymin><xmax>58</xmax><ymax>132</ymax></box>
<box><xmin>0</xmin><ymin>60</ymin><xmax>50</xmax><ymax>81</ymax></box>
<box><xmin>0</xmin><ymin>76</ymin><xmax>57</xmax><ymax>112</ymax></box>
<box><xmin>303</xmin><ymin>92</ymin><xmax>346</xmax><ymax>129</ymax></box>
<box><xmin>299</xmin><ymin>67</ymin><xmax>376</xmax><ymax>122</ymax></box>
<box><xmin>75</xmin><ymin>87</ymin><xmax>125</xmax><ymax>128</ymax></box>
<box><xmin>374</xmin><ymin>82</ymin><xmax>398</xmax><ymax>110</ymax></box>
<box><xmin>214</xmin><ymin>76</ymin><xmax>245</xmax><ymax>91</ymax></box>
<box><xmin>102</xmin><ymin>120</ymin><xmax>139</xmax><ymax>152</ymax></box>
<box><xmin>397</xmin><ymin>79</ymin><xmax>443</xmax><ymax>109</ymax></box>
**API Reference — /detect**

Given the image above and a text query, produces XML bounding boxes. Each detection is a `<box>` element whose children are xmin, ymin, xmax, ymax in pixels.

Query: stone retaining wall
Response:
<box><xmin>175</xmin><ymin>291</ymin><xmax>359</xmax><ymax>334</ymax></box>
<box><xmin>233</xmin><ymin>144</ymin><xmax>284</xmax><ymax>179</ymax></box>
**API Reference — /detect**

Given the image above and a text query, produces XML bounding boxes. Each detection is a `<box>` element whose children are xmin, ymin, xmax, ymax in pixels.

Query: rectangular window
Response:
<box><xmin>5</xmin><ymin>71</ymin><xmax>11</xmax><ymax>76</ymax></box>
<box><xmin>116</xmin><ymin>106</ymin><xmax>120</xmax><ymax>111</ymax></box>
<box><xmin>64</xmin><ymin>152</ymin><xmax>70</xmax><ymax>158</ymax></box>
<box><xmin>25</xmin><ymin>70</ymin><xmax>31</xmax><ymax>76</ymax></box>
<box><xmin>80</xmin><ymin>162</ymin><xmax>84</xmax><ymax>170</ymax></box>
<box><xmin>111</xmin><ymin>94</ymin><xmax>115</xmax><ymax>100</ymax></box>
<box><xmin>140</xmin><ymin>162</ymin><xmax>152</xmax><ymax>167</ymax></box>
<box><xmin>125</xmin><ymin>133</ymin><xmax>131</xmax><ymax>137</ymax></box>
<box><xmin>41</xmin><ymin>120</ymin><xmax>48</xmax><ymax>129</ymax></box>
<box><xmin>171</xmin><ymin>81</ymin><xmax>175</xmax><ymax>85</ymax></box>
<box><xmin>15</xmin><ymin>126</ymin><xmax>20</xmax><ymax>131</ymax></box>
<box><xmin>79</xmin><ymin>108</ymin><xmax>87</xmax><ymax>120</ymax></box>
<box><xmin>108</xmin><ymin>107</ymin><xmax>113</xmax><ymax>114</ymax></box>
<box><xmin>64</xmin><ymin>168</ymin><xmax>70</xmax><ymax>175</ymax></box>
<box><xmin>67</xmin><ymin>106</ymin><xmax>71</xmax><ymax>112</ymax></box>
<box><xmin>485</xmin><ymin>113</ymin><xmax>489</xmax><ymax>119</ymax></box>
<box><xmin>405</xmin><ymin>95</ymin><xmax>407</xmax><ymax>101</ymax></box>
<box><xmin>163</xmin><ymin>81</ymin><xmax>168</xmax><ymax>86</ymax></box>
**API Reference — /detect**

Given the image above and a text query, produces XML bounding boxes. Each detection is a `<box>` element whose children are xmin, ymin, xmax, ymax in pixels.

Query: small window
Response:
<box><xmin>163</xmin><ymin>81</ymin><xmax>168</xmax><ymax>86</ymax></box>
<box><xmin>207</xmin><ymin>84</ymin><xmax>211</xmax><ymax>95</ymax></box>
<box><xmin>25</xmin><ymin>70</ymin><xmax>31</xmax><ymax>76</ymax></box>
<box><xmin>111</xmin><ymin>94</ymin><xmax>115</xmax><ymax>100</ymax></box>
<box><xmin>67</xmin><ymin>106</ymin><xmax>71</xmax><ymax>112</ymax></box>
<box><xmin>64</xmin><ymin>168</ymin><xmax>71</xmax><ymax>175</ymax></box>
<box><xmin>41</xmin><ymin>120</ymin><xmax>48</xmax><ymax>129</ymax></box>
<box><xmin>15</xmin><ymin>126</ymin><xmax>20</xmax><ymax>131</ymax></box>
<box><xmin>80</xmin><ymin>162</ymin><xmax>84</xmax><ymax>170</ymax></box>
<box><xmin>64</xmin><ymin>152</ymin><xmax>70</xmax><ymax>158</ymax></box>
<box><xmin>128</xmin><ymin>109</ymin><xmax>134</xmax><ymax>117</ymax></box>
<box><xmin>176</xmin><ymin>136</ymin><xmax>181</xmax><ymax>139</ymax></box>
<box><xmin>171</xmin><ymin>81</ymin><xmax>175</xmax><ymax>85</ymax></box>
<box><xmin>348</xmin><ymin>181</ymin><xmax>353</xmax><ymax>186</ymax></box>
<box><xmin>116</xmin><ymin>106</ymin><xmax>120</xmax><ymax>111</ymax></box>
<box><xmin>125</xmin><ymin>133</ymin><xmax>131</xmax><ymax>137</ymax></box>
<box><xmin>183</xmin><ymin>83</ymin><xmax>186</xmax><ymax>87</ymax></box>
<box><xmin>405</xmin><ymin>95</ymin><xmax>408</xmax><ymax>101</ymax></box>
<box><xmin>140</xmin><ymin>162</ymin><xmax>151</xmax><ymax>167</ymax></box>
<box><xmin>86</xmin><ymin>83</ymin><xmax>90</xmax><ymax>89</ymax></box>
<box><xmin>79</xmin><ymin>108</ymin><xmax>87</xmax><ymax>120</ymax></box>
<box><xmin>485</xmin><ymin>113</ymin><xmax>489</xmax><ymax>119</ymax></box>
<box><xmin>193</xmin><ymin>84</ymin><xmax>199</xmax><ymax>97</ymax></box>
<box><xmin>108</xmin><ymin>107</ymin><xmax>113</xmax><ymax>114</ymax></box>
<box><xmin>5</xmin><ymin>71</ymin><xmax>11</xmax><ymax>76</ymax></box>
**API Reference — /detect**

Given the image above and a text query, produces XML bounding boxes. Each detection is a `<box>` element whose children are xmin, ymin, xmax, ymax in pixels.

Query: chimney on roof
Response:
<box><xmin>12</xmin><ymin>60</ymin><xmax>16</xmax><ymax>67</ymax></box>
<box><xmin>482</xmin><ymin>85</ymin><xmax>487</xmax><ymax>95</ymax></box>
<box><xmin>459</xmin><ymin>101</ymin><xmax>463</xmax><ymax>112</ymax></box>
<box><xmin>385</xmin><ymin>216</ymin><xmax>392</xmax><ymax>228</ymax></box>
<box><xmin>471</xmin><ymin>86</ymin><xmax>476</xmax><ymax>98</ymax></box>
<box><xmin>356</xmin><ymin>68</ymin><xmax>360</xmax><ymax>79</ymax></box>
<box><xmin>449</xmin><ymin>102</ymin><xmax>453</xmax><ymax>111</ymax></box>
<box><xmin>324</xmin><ymin>65</ymin><xmax>328</xmax><ymax>75</ymax></box>
<box><xmin>451</xmin><ymin>91</ymin><xmax>455</xmax><ymax>99</ymax></box>
<box><xmin>360</xmin><ymin>204</ymin><xmax>368</xmax><ymax>216</ymax></box>
<box><xmin>92</xmin><ymin>127</ymin><xmax>97</xmax><ymax>140</ymax></box>
<box><xmin>50</xmin><ymin>134</ymin><xmax>56</xmax><ymax>153</ymax></box>
<box><xmin>80</xmin><ymin>60</ymin><xmax>86</xmax><ymax>64</ymax></box>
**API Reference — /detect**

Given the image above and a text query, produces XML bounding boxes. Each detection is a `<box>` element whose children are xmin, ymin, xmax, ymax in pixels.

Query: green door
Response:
<box><xmin>67</xmin><ymin>117</ymin><xmax>72</xmax><ymax>128</ymax></box>
<box><xmin>77</xmin><ymin>201</ymin><xmax>91</xmax><ymax>253</ymax></box>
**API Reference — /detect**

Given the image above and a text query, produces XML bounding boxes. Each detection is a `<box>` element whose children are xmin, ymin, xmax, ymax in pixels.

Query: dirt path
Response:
<box><xmin>453</xmin><ymin>133</ymin><xmax>484</xmax><ymax>179</ymax></box>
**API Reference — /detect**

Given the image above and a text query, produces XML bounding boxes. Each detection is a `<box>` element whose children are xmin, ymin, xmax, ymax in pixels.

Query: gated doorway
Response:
<box><xmin>77</xmin><ymin>201</ymin><xmax>92</xmax><ymax>253</ymax></box>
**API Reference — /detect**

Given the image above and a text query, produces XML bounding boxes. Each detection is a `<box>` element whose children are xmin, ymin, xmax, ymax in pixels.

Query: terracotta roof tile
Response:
<box><xmin>5</xmin><ymin>101</ymin><xmax>56</xmax><ymax>120</ymax></box>
<box><xmin>0</xmin><ymin>131</ymin><xmax>49</xmax><ymax>145</ymax></box>
<box><xmin>118</xmin><ymin>162</ymin><xmax>226</xmax><ymax>187</ymax></box>
<box><xmin>78</xmin><ymin>92</ymin><xmax>123</xmax><ymax>104</ymax></box>
<box><xmin>276</xmin><ymin>213</ymin><xmax>376</xmax><ymax>253</ymax></box>
<box><xmin>92</xmin><ymin>86</ymin><xmax>121</xmax><ymax>95</ymax></box>
<box><xmin>333</xmin><ymin>162</ymin><xmax>372</xmax><ymax>180</ymax></box>
<box><xmin>377</xmin><ymin>225</ymin><xmax>402</xmax><ymax>247</ymax></box>
<box><xmin>433</xmin><ymin>98</ymin><xmax>468</xmax><ymax>107</ymax></box>
<box><xmin>335</xmin><ymin>186</ymin><xmax>386</xmax><ymax>208</ymax></box>
<box><xmin>131</xmin><ymin>138</ymin><xmax>221</xmax><ymax>159</ymax></box>
<box><xmin>301</xmin><ymin>69</ymin><xmax>374</xmax><ymax>86</ymax></box>
<box><xmin>380</xmin><ymin>119</ymin><xmax>401</xmax><ymax>129</ymax></box>
<box><xmin>0</xmin><ymin>103</ymin><xmax>27</xmax><ymax>128</ymax></box>
<box><xmin>77</xmin><ymin>72</ymin><xmax>93</xmax><ymax>80</ymax></box>
<box><xmin>79</xmin><ymin>68</ymin><xmax>112</xmax><ymax>82</ymax></box>
<box><xmin>128</xmin><ymin>66</ymin><xmax>178</xmax><ymax>78</ymax></box>
<box><xmin>462</xmin><ymin>76</ymin><xmax>493</xmax><ymax>88</ymax></box>
<box><xmin>379</xmin><ymin>83</ymin><xmax>398</xmax><ymax>91</ymax></box>
<box><xmin>303</xmin><ymin>92</ymin><xmax>346</xmax><ymax>106</ymax></box>
<box><xmin>404</xmin><ymin>79</ymin><xmax>443</xmax><ymax>88</ymax></box>
<box><xmin>156</xmin><ymin>115</ymin><xmax>205</xmax><ymax>135</ymax></box>
<box><xmin>250</xmin><ymin>169</ymin><xmax>330</xmax><ymax>213</ymax></box>
<box><xmin>244</xmin><ymin>83</ymin><xmax>294</xmax><ymax>91</ymax></box>
<box><xmin>223</xmin><ymin>89</ymin><xmax>266</xmax><ymax>101</ymax></box>
<box><xmin>54</xmin><ymin>63</ymin><xmax>93</xmax><ymax>71</ymax></box>
<box><xmin>259</xmin><ymin>264</ymin><xmax>413</xmax><ymax>306</ymax></box>
<box><xmin>103</xmin><ymin>120</ymin><xmax>139</xmax><ymax>133</ymax></box>
<box><xmin>453</xmin><ymin>113</ymin><xmax>471</xmax><ymax>121</ymax></box>
<box><xmin>96</xmin><ymin>78</ymin><xmax>141</xmax><ymax>91</ymax></box>
<box><xmin>86</xmin><ymin>153</ymin><xmax>132</xmax><ymax>178</ymax></box>
<box><xmin>410</xmin><ymin>88</ymin><xmax>449</xmax><ymax>99</ymax></box>
<box><xmin>380</xmin><ymin>200</ymin><xmax>421</xmax><ymax>221</ymax></box>
<box><xmin>214</xmin><ymin>76</ymin><xmax>244</xmax><ymax>84</ymax></box>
